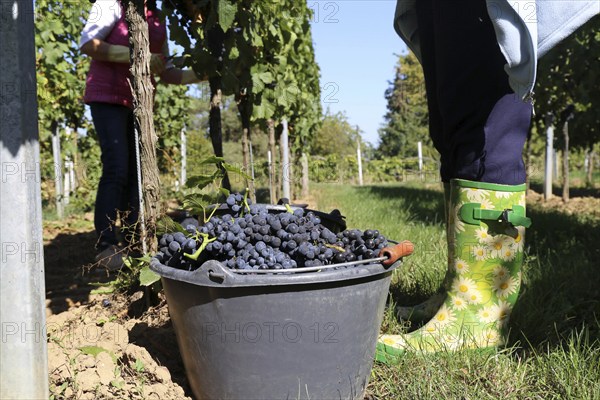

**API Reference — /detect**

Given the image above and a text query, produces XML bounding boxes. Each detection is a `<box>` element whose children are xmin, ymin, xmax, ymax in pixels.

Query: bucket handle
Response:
<box><xmin>379</xmin><ymin>240</ymin><xmax>414</xmax><ymax>267</ymax></box>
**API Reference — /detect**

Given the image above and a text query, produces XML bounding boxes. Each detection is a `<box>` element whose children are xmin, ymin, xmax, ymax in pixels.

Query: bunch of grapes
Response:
<box><xmin>156</xmin><ymin>193</ymin><xmax>388</xmax><ymax>272</ymax></box>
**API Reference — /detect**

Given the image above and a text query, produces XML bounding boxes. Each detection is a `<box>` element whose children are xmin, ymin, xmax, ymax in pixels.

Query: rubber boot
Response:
<box><xmin>396</xmin><ymin>182</ymin><xmax>451</xmax><ymax>324</ymax></box>
<box><xmin>377</xmin><ymin>179</ymin><xmax>531</xmax><ymax>360</ymax></box>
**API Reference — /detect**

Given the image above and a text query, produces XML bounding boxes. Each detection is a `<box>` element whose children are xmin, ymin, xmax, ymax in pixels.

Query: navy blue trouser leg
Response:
<box><xmin>90</xmin><ymin>102</ymin><xmax>139</xmax><ymax>247</ymax></box>
<box><xmin>415</xmin><ymin>0</ymin><xmax>532</xmax><ymax>185</ymax></box>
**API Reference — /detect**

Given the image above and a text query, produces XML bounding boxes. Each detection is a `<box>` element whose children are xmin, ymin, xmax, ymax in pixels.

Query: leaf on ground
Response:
<box><xmin>90</xmin><ymin>287</ymin><xmax>115</xmax><ymax>295</ymax></box>
<box><xmin>139</xmin><ymin>266</ymin><xmax>161</xmax><ymax>287</ymax></box>
<box><xmin>79</xmin><ymin>345</ymin><xmax>110</xmax><ymax>358</ymax></box>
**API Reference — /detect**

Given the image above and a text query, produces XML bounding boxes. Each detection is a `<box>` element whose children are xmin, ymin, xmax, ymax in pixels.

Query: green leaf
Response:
<box><xmin>90</xmin><ymin>287</ymin><xmax>115</xmax><ymax>295</ymax></box>
<box><xmin>198</xmin><ymin>156</ymin><xmax>226</xmax><ymax>165</ymax></box>
<box><xmin>110</xmin><ymin>380</ymin><xmax>124</xmax><ymax>389</ymax></box>
<box><xmin>258</xmin><ymin>71</ymin><xmax>274</xmax><ymax>84</ymax></box>
<box><xmin>79</xmin><ymin>346</ymin><xmax>109</xmax><ymax>358</ymax></box>
<box><xmin>186</xmin><ymin>174</ymin><xmax>218</xmax><ymax>190</ymax></box>
<box><xmin>217</xmin><ymin>0</ymin><xmax>237</xmax><ymax>32</ymax></box>
<box><xmin>229</xmin><ymin>46</ymin><xmax>239</xmax><ymax>59</ymax></box>
<box><xmin>251</xmin><ymin>34</ymin><xmax>263</xmax><ymax>47</ymax></box>
<box><xmin>156</xmin><ymin>215</ymin><xmax>186</xmax><ymax>236</ymax></box>
<box><xmin>139</xmin><ymin>266</ymin><xmax>161</xmax><ymax>287</ymax></box>
<box><xmin>134</xmin><ymin>358</ymin><xmax>145</xmax><ymax>372</ymax></box>
<box><xmin>222</xmin><ymin>162</ymin><xmax>252</xmax><ymax>180</ymax></box>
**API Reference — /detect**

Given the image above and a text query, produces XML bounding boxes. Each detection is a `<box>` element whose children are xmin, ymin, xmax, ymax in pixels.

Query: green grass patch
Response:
<box><xmin>311</xmin><ymin>182</ymin><xmax>600</xmax><ymax>399</ymax></box>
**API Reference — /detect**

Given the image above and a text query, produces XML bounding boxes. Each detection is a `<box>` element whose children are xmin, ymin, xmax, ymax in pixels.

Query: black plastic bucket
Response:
<box><xmin>150</xmin><ymin>256</ymin><xmax>402</xmax><ymax>400</ymax></box>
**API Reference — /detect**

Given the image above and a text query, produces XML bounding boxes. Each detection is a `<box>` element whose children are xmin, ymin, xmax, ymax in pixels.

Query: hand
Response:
<box><xmin>180</xmin><ymin>69</ymin><xmax>203</xmax><ymax>84</ymax></box>
<box><xmin>150</xmin><ymin>53</ymin><xmax>166</xmax><ymax>75</ymax></box>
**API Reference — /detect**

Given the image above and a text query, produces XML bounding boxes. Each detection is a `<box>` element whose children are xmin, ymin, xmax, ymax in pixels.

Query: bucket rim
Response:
<box><xmin>150</xmin><ymin>257</ymin><xmax>402</xmax><ymax>288</ymax></box>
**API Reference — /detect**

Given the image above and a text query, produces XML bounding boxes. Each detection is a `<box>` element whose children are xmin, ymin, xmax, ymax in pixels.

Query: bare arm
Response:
<box><xmin>156</xmin><ymin>37</ymin><xmax>206</xmax><ymax>84</ymax></box>
<box><xmin>81</xmin><ymin>36</ymin><xmax>201</xmax><ymax>83</ymax></box>
<box><xmin>81</xmin><ymin>38</ymin><xmax>166</xmax><ymax>75</ymax></box>
<box><xmin>80</xmin><ymin>38</ymin><xmax>129</xmax><ymax>63</ymax></box>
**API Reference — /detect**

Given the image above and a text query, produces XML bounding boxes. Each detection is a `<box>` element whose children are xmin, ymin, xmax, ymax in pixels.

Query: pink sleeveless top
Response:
<box><xmin>83</xmin><ymin>8</ymin><xmax>166</xmax><ymax>108</ymax></box>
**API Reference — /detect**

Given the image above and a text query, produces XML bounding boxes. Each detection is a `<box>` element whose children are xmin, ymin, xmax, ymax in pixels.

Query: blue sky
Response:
<box><xmin>309</xmin><ymin>1</ymin><xmax>408</xmax><ymax>145</ymax></box>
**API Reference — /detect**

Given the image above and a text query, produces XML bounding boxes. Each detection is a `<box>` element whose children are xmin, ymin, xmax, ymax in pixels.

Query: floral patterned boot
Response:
<box><xmin>376</xmin><ymin>179</ymin><xmax>531</xmax><ymax>361</ymax></box>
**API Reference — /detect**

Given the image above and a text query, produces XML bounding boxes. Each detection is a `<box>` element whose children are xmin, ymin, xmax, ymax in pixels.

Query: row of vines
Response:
<box><xmin>165</xmin><ymin>0</ymin><xmax>321</xmax><ymax>198</ymax></box>
<box><xmin>35</xmin><ymin>0</ymin><xmax>322</xmax><ymax>212</ymax></box>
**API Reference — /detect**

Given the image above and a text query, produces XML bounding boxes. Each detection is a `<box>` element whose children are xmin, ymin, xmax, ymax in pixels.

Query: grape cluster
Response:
<box><xmin>156</xmin><ymin>193</ymin><xmax>388</xmax><ymax>272</ymax></box>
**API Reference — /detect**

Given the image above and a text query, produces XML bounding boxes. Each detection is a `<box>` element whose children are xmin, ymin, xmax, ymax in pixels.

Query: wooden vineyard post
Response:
<box><xmin>268</xmin><ymin>119</ymin><xmax>277</xmax><ymax>202</ymax></box>
<box><xmin>180</xmin><ymin>126</ymin><xmax>187</xmax><ymax>189</ymax></box>
<box><xmin>301</xmin><ymin>152</ymin><xmax>310</xmax><ymax>198</ymax></box>
<box><xmin>124</xmin><ymin>0</ymin><xmax>161</xmax><ymax>253</ymax></box>
<box><xmin>357</xmin><ymin>138</ymin><xmax>363</xmax><ymax>186</ymax></box>
<box><xmin>544</xmin><ymin>113</ymin><xmax>554</xmax><ymax>201</ymax></box>
<box><xmin>51</xmin><ymin>122</ymin><xmax>64</xmax><ymax>218</ymax></box>
<box><xmin>281</xmin><ymin>119</ymin><xmax>291</xmax><ymax>200</ymax></box>
<box><xmin>208</xmin><ymin>78</ymin><xmax>231</xmax><ymax>191</ymax></box>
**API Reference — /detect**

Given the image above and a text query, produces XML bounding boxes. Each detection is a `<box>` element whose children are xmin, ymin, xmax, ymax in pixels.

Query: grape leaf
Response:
<box><xmin>139</xmin><ymin>266</ymin><xmax>161</xmax><ymax>287</ymax></box>
<box><xmin>217</xmin><ymin>0</ymin><xmax>237</xmax><ymax>32</ymax></box>
<box><xmin>198</xmin><ymin>156</ymin><xmax>226</xmax><ymax>165</ymax></box>
<box><xmin>222</xmin><ymin>162</ymin><xmax>252</xmax><ymax>180</ymax></box>
<box><xmin>186</xmin><ymin>173</ymin><xmax>218</xmax><ymax>190</ymax></box>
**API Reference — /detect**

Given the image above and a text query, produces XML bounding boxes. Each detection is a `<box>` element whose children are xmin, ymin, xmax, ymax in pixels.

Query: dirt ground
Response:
<box><xmin>44</xmin><ymin>214</ymin><xmax>192</xmax><ymax>399</ymax></box>
<box><xmin>44</xmin><ymin>187</ymin><xmax>599</xmax><ymax>399</ymax></box>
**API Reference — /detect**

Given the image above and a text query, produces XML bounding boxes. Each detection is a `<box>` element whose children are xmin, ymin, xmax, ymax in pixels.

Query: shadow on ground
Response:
<box><xmin>529</xmin><ymin>181</ymin><xmax>600</xmax><ymax>198</ymax></box>
<box><xmin>130</xmin><ymin>320</ymin><xmax>192</xmax><ymax>395</ymax></box>
<box><xmin>44</xmin><ymin>230</ymin><xmax>113</xmax><ymax>314</ymax></box>
<box><xmin>358</xmin><ymin>184</ymin><xmax>446</xmax><ymax>226</ymax></box>
<box><xmin>511</xmin><ymin>205</ymin><xmax>600</xmax><ymax>346</ymax></box>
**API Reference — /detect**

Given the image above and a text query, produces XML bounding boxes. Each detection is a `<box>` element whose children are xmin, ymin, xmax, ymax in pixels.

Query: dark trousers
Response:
<box><xmin>416</xmin><ymin>0</ymin><xmax>532</xmax><ymax>185</ymax></box>
<box><xmin>90</xmin><ymin>102</ymin><xmax>139</xmax><ymax>247</ymax></box>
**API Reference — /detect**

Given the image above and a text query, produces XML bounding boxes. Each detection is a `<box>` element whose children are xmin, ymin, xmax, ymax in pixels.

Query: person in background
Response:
<box><xmin>80</xmin><ymin>0</ymin><xmax>201</xmax><ymax>270</ymax></box>
<box><xmin>377</xmin><ymin>0</ymin><xmax>599</xmax><ymax>359</ymax></box>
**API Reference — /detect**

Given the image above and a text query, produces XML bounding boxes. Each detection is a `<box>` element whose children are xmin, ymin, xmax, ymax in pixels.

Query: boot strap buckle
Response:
<box><xmin>460</xmin><ymin>203</ymin><xmax>531</xmax><ymax>228</ymax></box>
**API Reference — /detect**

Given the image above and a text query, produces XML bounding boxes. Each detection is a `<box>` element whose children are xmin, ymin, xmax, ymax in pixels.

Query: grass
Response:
<box><xmin>311</xmin><ymin>182</ymin><xmax>600</xmax><ymax>400</ymax></box>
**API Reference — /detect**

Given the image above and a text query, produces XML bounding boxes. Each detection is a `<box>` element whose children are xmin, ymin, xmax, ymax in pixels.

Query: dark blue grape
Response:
<box><xmin>174</xmin><ymin>232</ymin><xmax>187</xmax><ymax>244</ymax></box>
<box><xmin>271</xmin><ymin>237</ymin><xmax>281</xmax><ymax>248</ymax></box>
<box><xmin>226</xmin><ymin>195</ymin><xmax>236</xmax><ymax>206</ymax></box>
<box><xmin>184</xmin><ymin>238</ymin><xmax>197</xmax><ymax>251</ymax></box>
<box><xmin>169</xmin><ymin>241</ymin><xmax>181</xmax><ymax>252</ymax></box>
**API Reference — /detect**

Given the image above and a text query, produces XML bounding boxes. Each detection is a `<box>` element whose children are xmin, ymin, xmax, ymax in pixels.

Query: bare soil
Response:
<box><xmin>44</xmin><ymin>216</ymin><xmax>192</xmax><ymax>399</ymax></box>
<box><xmin>44</xmin><ymin>187</ymin><xmax>599</xmax><ymax>399</ymax></box>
